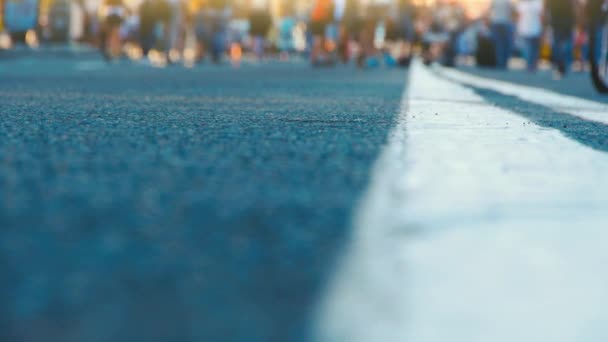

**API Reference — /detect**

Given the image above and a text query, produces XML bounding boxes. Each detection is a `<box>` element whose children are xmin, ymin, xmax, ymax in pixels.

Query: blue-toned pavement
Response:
<box><xmin>0</xmin><ymin>58</ymin><xmax>407</xmax><ymax>342</ymax></box>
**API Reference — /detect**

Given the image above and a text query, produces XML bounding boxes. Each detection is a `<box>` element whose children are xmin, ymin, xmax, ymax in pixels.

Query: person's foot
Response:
<box><xmin>356</xmin><ymin>55</ymin><xmax>365</xmax><ymax>68</ymax></box>
<box><xmin>397</xmin><ymin>56</ymin><xmax>411</xmax><ymax>68</ymax></box>
<box><xmin>383</xmin><ymin>53</ymin><xmax>397</xmax><ymax>67</ymax></box>
<box><xmin>366</xmin><ymin>57</ymin><xmax>380</xmax><ymax>68</ymax></box>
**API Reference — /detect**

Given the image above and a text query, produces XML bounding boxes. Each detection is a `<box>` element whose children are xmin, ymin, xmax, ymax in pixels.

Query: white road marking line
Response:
<box><xmin>316</xmin><ymin>61</ymin><xmax>608</xmax><ymax>342</ymax></box>
<box><xmin>314</xmin><ymin>69</ymin><xmax>412</xmax><ymax>342</ymax></box>
<box><xmin>439</xmin><ymin>67</ymin><xmax>608</xmax><ymax>124</ymax></box>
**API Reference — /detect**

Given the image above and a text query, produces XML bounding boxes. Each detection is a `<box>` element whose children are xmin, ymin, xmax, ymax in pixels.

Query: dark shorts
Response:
<box><xmin>310</xmin><ymin>20</ymin><xmax>328</xmax><ymax>36</ymax></box>
<box><xmin>105</xmin><ymin>14</ymin><xmax>124</xmax><ymax>27</ymax></box>
<box><xmin>343</xmin><ymin>16</ymin><xmax>363</xmax><ymax>36</ymax></box>
<box><xmin>249</xmin><ymin>11</ymin><xmax>272</xmax><ymax>36</ymax></box>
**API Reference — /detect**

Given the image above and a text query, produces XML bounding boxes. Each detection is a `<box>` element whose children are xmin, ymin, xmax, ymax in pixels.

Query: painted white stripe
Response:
<box><xmin>316</xmin><ymin>61</ymin><xmax>608</xmax><ymax>342</ymax></box>
<box><xmin>314</xmin><ymin>69</ymin><xmax>412</xmax><ymax>342</ymax></box>
<box><xmin>439</xmin><ymin>67</ymin><xmax>608</xmax><ymax>124</ymax></box>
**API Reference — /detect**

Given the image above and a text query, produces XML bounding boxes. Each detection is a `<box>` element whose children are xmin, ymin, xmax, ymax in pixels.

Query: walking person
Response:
<box><xmin>357</xmin><ymin>0</ymin><xmax>392</xmax><ymax>68</ymax></box>
<box><xmin>546</xmin><ymin>0</ymin><xmax>577</xmax><ymax>78</ymax></box>
<box><xmin>248</xmin><ymin>0</ymin><xmax>271</xmax><ymax>61</ymax></box>
<box><xmin>206</xmin><ymin>0</ymin><xmax>230</xmax><ymax>63</ymax></box>
<box><xmin>191</xmin><ymin>0</ymin><xmax>208</xmax><ymax>62</ymax></box>
<box><xmin>435</xmin><ymin>0</ymin><xmax>465</xmax><ymax>67</ymax></box>
<box><xmin>310</xmin><ymin>0</ymin><xmax>334</xmax><ymax>66</ymax></box>
<box><xmin>489</xmin><ymin>0</ymin><xmax>514</xmax><ymax>68</ymax></box>
<box><xmin>328</xmin><ymin>0</ymin><xmax>346</xmax><ymax>62</ymax></box>
<box><xmin>139</xmin><ymin>0</ymin><xmax>170</xmax><ymax>58</ymax></box>
<box><xmin>98</xmin><ymin>0</ymin><xmax>127</xmax><ymax>60</ymax></box>
<box><xmin>337</xmin><ymin>0</ymin><xmax>362</xmax><ymax>64</ymax></box>
<box><xmin>515</xmin><ymin>0</ymin><xmax>543</xmax><ymax>72</ymax></box>
<box><xmin>166</xmin><ymin>0</ymin><xmax>186</xmax><ymax>62</ymax></box>
<box><xmin>394</xmin><ymin>0</ymin><xmax>416</xmax><ymax>67</ymax></box>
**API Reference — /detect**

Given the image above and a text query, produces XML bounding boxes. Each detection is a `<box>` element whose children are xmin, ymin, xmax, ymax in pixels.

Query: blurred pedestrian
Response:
<box><xmin>99</xmin><ymin>0</ymin><xmax>127</xmax><ymax>60</ymax></box>
<box><xmin>3</xmin><ymin>0</ymin><xmax>39</xmax><ymax>45</ymax></box>
<box><xmin>546</xmin><ymin>0</ymin><xmax>576</xmax><ymax>78</ymax></box>
<box><xmin>435</xmin><ymin>0</ymin><xmax>465</xmax><ymax>67</ymax></box>
<box><xmin>572</xmin><ymin>0</ymin><xmax>588</xmax><ymax>71</ymax></box>
<box><xmin>475</xmin><ymin>19</ymin><xmax>498</xmax><ymax>67</ymax></box>
<box><xmin>248</xmin><ymin>0</ymin><xmax>271</xmax><ymax>61</ymax></box>
<box><xmin>206</xmin><ymin>0</ymin><xmax>231</xmax><ymax>63</ymax></box>
<box><xmin>395</xmin><ymin>0</ymin><xmax>416</xmax><ymax>67</ymax></box>
<box><xmin>277</xmin><ymin>3</ymin><xmax>297</xmax><ymax>60</ymax></box>
<box><xmin>573</xmin><ymin>24</ymin><xmax>588</xmax><ymax>71</ymax></box>
<box><xmin>489</xmin><ymin>0</ymin><xmax>514</xmax><ymax>68</ymax></box>
<box><xmin>310</xmin><ymin>0</ymin><xmax>334</xmax><ymax>66</ymax></box>
<box><xmin>166</xmin><ymin>0</ymin><xmax>187</xmax><ymax>63</ymax></box>
<box><xmin>191</xmin><ymin>0</ymin><xmax>208</xmax><ymax>62</ymax></box>
<box><xmin>421</xmin><ymin>3</ymin><xmax>449</xmax><ymax>65</ymax></box>
<box><xmin>338</xmin><ymin>0</ymin><xmax>361</xmax><ymax>63</ymax></box>
<box><xmin>190</xmin><ymin>0</ymin><xmax>230</xmax><ymax>63</ymax></box>
<box><xmin>515</xmin><ymin>0</ymin><xmax>543</xmax><ymax>72</ymax></box>
<box><xmin>357</xmin><ymin>0</ymin><xmax>391</xmax><ymax>68</ymax></box>
<box><xmin>326</xmin><ymin>0</ymin><xmax>345</xmax><ymax>62</ymax></box>
<box><xmin>139</xmin><ymin>0</ymin><xmax>170</xmax><ymax>57</ymax></box>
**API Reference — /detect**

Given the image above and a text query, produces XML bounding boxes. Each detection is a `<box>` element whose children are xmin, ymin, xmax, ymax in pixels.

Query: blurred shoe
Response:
<box><xmin>383</xmin><ymin>53</ymin><xmax>396</xmax><ymax>67</ymax></box>
<box><xmin>366</xmin><ymin>57</ymin><xmax>380</xmax><ymax>68</ymax></box>
<box><xmin>397</xmin><ymin>56</ymin><xmax>411</xmax><ymax>68</ymax></box>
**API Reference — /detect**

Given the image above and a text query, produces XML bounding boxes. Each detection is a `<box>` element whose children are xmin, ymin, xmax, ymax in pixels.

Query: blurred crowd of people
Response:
<box><xmin>0</xmin><ymin>0</ymin><xmax>604</xmax><ymax>76</ymax></box>
<box><xmin>482</xmin><ymin>0</ymin><xmax>597</xmax><ymax>79</ymax></box>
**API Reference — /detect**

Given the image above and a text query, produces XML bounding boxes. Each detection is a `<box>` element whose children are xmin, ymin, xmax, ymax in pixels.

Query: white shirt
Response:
<box><xmin>250</xmin><ymin>0</ymin><xmax>268</xmax><ymax>10</ymax></box>
<box><xmin>516</xmin><ymin>0</ymin><xmax>543</xmax><ymax>37</ymax></box>
<box><xmin>490</xmin><ymin>0</ymin><xmax>513</xmax><ymax>23</ymax></box>
<box><xmin>334</xmin><ymin>0</ymin><xmax>346</xmax><ymax>20</ymax></box>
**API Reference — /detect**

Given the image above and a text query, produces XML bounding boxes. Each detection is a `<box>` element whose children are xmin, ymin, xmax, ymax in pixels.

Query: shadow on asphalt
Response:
<box><xmin>467</xmin><ymin>86</ymin><xmax>608</xmax><ymax>153</ymax></box>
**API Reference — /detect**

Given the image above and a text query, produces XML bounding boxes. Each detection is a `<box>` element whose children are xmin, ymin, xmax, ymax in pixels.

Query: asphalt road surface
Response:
<box><xmin>0</xmin><ymin>57</ymin><xmax>406</xmax><ymax>342</ymax></box>
<box><xmin>1</xmin><ymin>56</ymin><xmax>608</xmax><ymax>342</ymax></box>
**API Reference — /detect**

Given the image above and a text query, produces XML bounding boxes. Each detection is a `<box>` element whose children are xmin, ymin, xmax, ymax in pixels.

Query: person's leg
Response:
<box><xmin>551</xmin><ymin>31</ymin><xmax>561</xmax><ymax>73</ymax></box>
<box><xmin>552</xmin><ymin>29</ymin><xmax>568</xmax><ymax>74</ymax></box>
<box><xmin>140</xmin><ymin>33</ymin><xmax>149</xmax><ymax>56</ymax></box>
<box><xmin>491</xmin><ymin>23</ymin><xmax>506</xmax><ymax>68</ymax></box>
<box><xmin>212</xmin><ymin>29</ymin><xmax>225</xmax><ymax>63</ymax></box>
<box><xmin>522</xmin><ymin>37</ymin><xmax>532</xmax><ymax>70</ymax></box>
<box><xmin>210</xmin><ymin>15</ymin><xmax>226</xmax><ymax>64</ymax></box>
<box><xmin>109</xmin><ymin>25</ymin><xmax>122</xmax><ymax>57</ymax></box>
<box><xmin>167</xmin><ymin>5</ymin><xmax>178</xmax><ymax>54</ymax></box>
<box><xmin>311</xmin><ymin>34</ymin><xmax>323</xmax><ymax>64</ymax></box>
<box><xmin>443</xmin><ymin>30</ymin><xmax>460</xmax><ymax>67</ymax></box>
<box><xmin>562</xmin><ymin>33</ymin><xmax>573</xmax><ymax>74</ymax></box>
<box><xmin>554</xmin><ymin>29</ymin><xmax>573</xmax><ymax>75</ymax></box>
<box><xmin>528</xmin><ymin>37</ymin><xmax>541</xmax><ymax>71</ymax></box>
<box><xmin>338</xmin><ymin>24</ymin><xmax>350</xmax><ymax>63</ymax></box>
<box><xmin>195</xmin><ymin>21</ymin><xmax>206</xmax><ymax>61</ymax></box>
<box><xmin>99</xmin><ymin>23</ymin><xmax>108</xmax><ymax>57</ymax></box>
<box><xmin>581</xmin><ymin>35</ymin><xmax>589</xmax><ymax>70</ymax></box>
<box><xmin>594</xmin><ymin>24</ymin><xmax>603</xmax><ymax>63</ymax></box>
<box><xmin>361</xmin><ymin>19</ymin><xmax>378</xmax><ymax>65</ymax></box>
<box><xmin>253</xmin><ymin>35</ymin><xmax>264</xmax><ymax>60</ymax></box>
<box><xmin>310</xmin><ymin>21</ymin><xmax>327</xmax><ymax>65</ymax></box>
<box><xmin>504</xmin><ymin>22</ymin><xmax>515</xmax><ymax>67</ymax></box>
